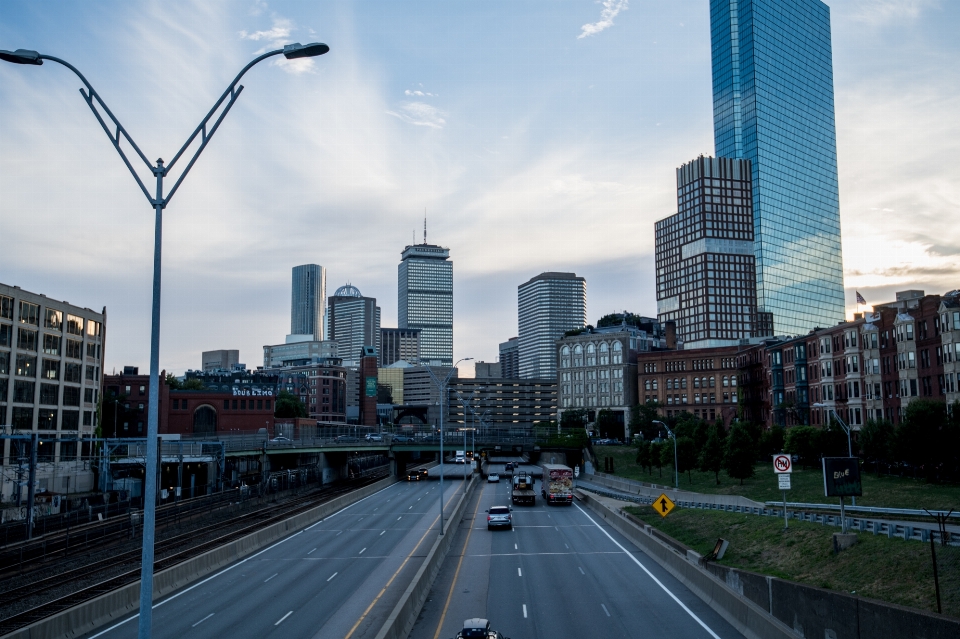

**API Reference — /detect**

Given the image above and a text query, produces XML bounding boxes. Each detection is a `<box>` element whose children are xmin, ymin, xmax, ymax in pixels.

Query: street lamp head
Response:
<box><xmin>0</xmin><ymin>49</ymin><xmax>43</xmax><ymax>65</ymax></box>
<box><xmin>283</xmin><ymin>42</ymin><xmax>330</xmax><ymax>59</ymax></box>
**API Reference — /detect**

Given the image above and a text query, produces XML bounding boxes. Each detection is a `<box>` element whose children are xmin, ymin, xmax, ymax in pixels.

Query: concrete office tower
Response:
<box><xmin>380</xmin><ymin>328</ymin><xmax>421</xmax><ymax>367</ymax></box>
<box><xmin>398</xmin><ymin>239</ymin><xmax>453</xmax><ymax>366</ymax></box>
<box><xmin>518</xmin><ymin>273</ymin><xmax>586</xmax><ymax>379</ymax></box>
<box><xmin>656</xmin><ymin>156</ymin><xmax>771</xmax><ymax>349</ymax></box>
<box><xmin>201</xmin><ymin>349</ymin><xmax>239</xmax><ymax>372</ymax></box>
<box><xmin>711</xmin><ymin>0</ymin><xmax>845</xmax><ymax>335</ymax></box>
<box><xmin>290</xmin><ymin>264</ymin><xmax>327</xmax><ymax>341</ymax></box>
<box><xmin>498</xmin><ymin>337</ymin><xmax>519</xmax><ymax>379</ymax></box>
<box><xmin>327</xmin><ymin>285</ymin><xmax>381</xmax><ymax>366</ymax></box>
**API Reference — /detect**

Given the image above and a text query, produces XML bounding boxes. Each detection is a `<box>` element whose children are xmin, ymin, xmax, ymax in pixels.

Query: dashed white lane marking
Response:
<box><xmin>359</xmin><ymin>548</ymin><xmax>366</xmax><ymax>555</ymax></box>
<box><xmin>555</xmin><ymin>526</ymin><xmax>558</xmax><ymax>531</ymax></box>
<box><xmin>518</xmin><ymin>567</ymin><xmax>522</xmax><ymax>577</ymax></box>
<box><xmin>380</xmin><ymin>530</ymin><xmax>386</xmax><ymax>535</ymax></box>
<box><xmin>601</xmin><ymin>604</ymin><xmax>611</xmax><ymax>617</ymax></box>
<box><xmin>522</xmin><ymin>604</ymin><xmax>528</xmax><ymax>618</ymax></box>
<box><xmin>575</xmin><ymin>504</ymin><xmax>722</xmax><ymax>639</ymax></box>
<box><xmin>307</xmin><ymin>548</ymin><xmax>316</xmax><ymax>555</ymax></box>
<box><xmin>336</xmin><ymin>531</ymin><xmax>343</xmax><ymax>536</ymax></box>
<box><xmin>359</xmin><ymin>517</ymin><xmax>364</xmax><ymax>521</ymax></box>
<box><xmin>409</xmin><ymin>505</ymin><xmax>413</xmax><ymax>509</ymax></box>
<box><xmin>514</xmin><ymin>543</ymin><xmax>518</xmax><ymax>550</ymax></box>
<box><xmin>192</xmin><ymin>613</ymin><xmax>214</xmax><ymax>627</ymax></box>
<box><xmin>565</xmin><ymin>543</ymin><xmax>569</xmax><ymax>549</ymax></box>
<box><xmin>579</xmin><ymin>567</ymin><xmax>585</xmax><ymax>575</ymax></box>
<box><xmin>264</xmin><ymin>573</ymin><xmax>278</xmax><ymax>583</ymax></box>
<box><xmin>327</xmin><ymin>572</ymin><xmax>338</xmax><ymax>582</ymax></box>
<box><xmin>397</xmin><ymin>516</ymin><xmax>402</xmax><ymax>520</ymax></box>
<box><xmin>275</xmin><ymin>611</ymin><xmax>293</xmax><ymax>626</ymax></box>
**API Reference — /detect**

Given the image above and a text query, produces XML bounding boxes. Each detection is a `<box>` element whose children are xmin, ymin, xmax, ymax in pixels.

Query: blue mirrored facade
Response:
<box><xmin>711</xmin><ymin>0</ymin><xmax>845</xmax><ymax>336</ymax></box>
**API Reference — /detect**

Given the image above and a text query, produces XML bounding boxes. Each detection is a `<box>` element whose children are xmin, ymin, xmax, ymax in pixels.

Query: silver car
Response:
<box><xmin>486</xmin><ymin>506</ymin><xmax>512</xmax><ymax>530</ymax></box>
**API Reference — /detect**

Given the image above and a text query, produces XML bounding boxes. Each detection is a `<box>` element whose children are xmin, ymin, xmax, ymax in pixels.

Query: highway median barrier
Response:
<box><xmin>577</xmin><ymin>489</ymin><xmax>960</xmax><ymax>639</ymax></box>
<box><xmin>374</xmin><ymin>475</ymin><xmax>478</xmax><ymax>639</ymax></box>
<box><xmin>4</xmin><ymin>475</ymin><xmax>398</xmax><ymax>639</ymax></box>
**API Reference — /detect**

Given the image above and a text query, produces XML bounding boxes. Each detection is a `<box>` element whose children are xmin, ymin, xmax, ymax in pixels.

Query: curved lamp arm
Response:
<box><xmin>1</xmin><ymin>43</ymin><xmax>327</xmax><ymax>207</ymax></box>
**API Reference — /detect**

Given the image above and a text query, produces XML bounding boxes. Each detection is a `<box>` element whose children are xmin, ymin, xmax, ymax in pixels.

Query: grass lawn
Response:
<box><xmin>595</xmin><ymin>445</ymin><xmax>960</xmax><ymax>511</ymax></box>
<box><xmin>623</xmin><ymin>505</ymin><xmax>960</xmax><ymax>618</ymax></box>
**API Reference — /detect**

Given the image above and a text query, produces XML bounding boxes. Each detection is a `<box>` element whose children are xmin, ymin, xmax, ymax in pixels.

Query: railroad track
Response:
<box><xmin>0</xmin><ymin>472</ymin><xmax>390</xmax><ymax>636</ymax></box>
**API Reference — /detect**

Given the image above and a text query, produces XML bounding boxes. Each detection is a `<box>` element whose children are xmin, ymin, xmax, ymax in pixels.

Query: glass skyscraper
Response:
<box><xmin>711</xmin><ymin>0</ymin><xmax>845</xmax><ymax>335</ymax></box>
<box><xmin>399</xmin><ymin>243</ymin><xmax>453</xmax><ymax>366</ymax></box>
<box><xmin>291</xmin><ymin>264</ymin><xmax>326</xmax><ymax>341</ymax></box>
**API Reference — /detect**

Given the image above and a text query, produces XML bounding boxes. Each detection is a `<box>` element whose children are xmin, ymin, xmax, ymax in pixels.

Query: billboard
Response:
<box><xmin>365</xmin><ymin>376</ymin><xmax>378</xmax><ymax>397</ymax></box>
<box><xmin>822</xmin><ymin>457</ymin><xmax>862</xmax><ymax>497</ymax></box>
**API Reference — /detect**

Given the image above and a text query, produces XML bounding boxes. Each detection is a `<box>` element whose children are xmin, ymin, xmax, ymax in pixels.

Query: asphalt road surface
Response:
<box><xmin>82</xmin><ymin>478</ymin><xmax>468</xmax><ymax>639</ymax></box>
<box><xmin>409</xmin><ymin>480</ymin><xmax>747</xmax><ymax>639</ymax></box>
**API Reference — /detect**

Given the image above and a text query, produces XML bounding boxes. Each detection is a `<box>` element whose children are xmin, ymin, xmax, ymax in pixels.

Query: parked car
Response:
<box><xmin>392</xmin><ymin>435</ymin><xmax>412</xmax><ymax>443</ymax></box>
<box><xmin>487</xmin><ymin>473</ymin><xmax>500</xmax><ymax>483</ymax></box>
<box><xmin>335</xmin><ymin>435</ymin><xmax>359</xmax><ymax>443</ymax></box>
<box><xmin>365</xmin><ymin>434</ymin><xmax>384</xmax><ymax>442</ymax></box>
<box><xmin>486</xmin><ymin>505</ymin><xmax>512</xmax><ymax>530</ymax></box>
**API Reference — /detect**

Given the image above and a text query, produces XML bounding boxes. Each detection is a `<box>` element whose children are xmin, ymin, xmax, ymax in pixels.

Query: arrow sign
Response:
<box><xmin>652</xmin><ymin>493</ymin><xmax>675</xmax><ymax>518</ymax></box>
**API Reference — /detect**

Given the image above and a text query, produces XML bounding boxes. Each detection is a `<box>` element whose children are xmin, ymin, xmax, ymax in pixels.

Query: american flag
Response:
<box><xmin>856</xmin><ymin>291</ymin><xmax>866</xmax><ymax>305</ymax></box>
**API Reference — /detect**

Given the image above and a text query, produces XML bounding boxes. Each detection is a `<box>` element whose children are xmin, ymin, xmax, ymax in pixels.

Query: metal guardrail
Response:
<box><xmin>766</xmin><ymin>501</ymin><xmax>959</xmax><ymax>520</ymax></box>
<box><xmin>577</xmin><ymin>485</ymin><xmax>959</xmax><ymax>546</ymax></box>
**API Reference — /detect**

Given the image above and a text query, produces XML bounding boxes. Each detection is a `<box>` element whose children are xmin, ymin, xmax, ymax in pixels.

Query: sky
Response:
<box><xmin>1</xmin><ymin>0</ymin><xmax>958</xmax><ymax>377</ymax></box>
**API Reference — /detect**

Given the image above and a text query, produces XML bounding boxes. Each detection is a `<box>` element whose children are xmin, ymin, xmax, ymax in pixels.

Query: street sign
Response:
<box><xmin>773</xmin><ymin>454</ymin><xmax>792</xmax><ymax>474</ymax></box>
<box><xmin>653</xmin><ymin>493</ymin><xmax>676</xmax><ymax>518</ymax></box>
<box><xmin>778</xmin><ymin>474</ymin><xmax>791</xmax><ymax>490</ymax></box>
<box><xmin>574</xmin><ymin>466</ymin><xmax>580</xmax><ymax>478</ymax></box>
<box><xmin>822</xmin><ymin>457</ymin><xmax>862</xmax><ymax>497</ymax></box>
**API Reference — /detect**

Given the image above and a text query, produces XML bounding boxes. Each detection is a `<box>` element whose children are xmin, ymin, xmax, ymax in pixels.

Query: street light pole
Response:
<box><xmin>812</xmin><ymin>403</ymin><xmax>856</xmax><ymax>507</ymax></box>
<box><xmin>653</xmin><ymin>420</ymin><xmax>678</xmax><ymax>489</ymax></box>
<box><xmin>0</xmin><ymin>42</ymin><xmax>329</xmax><ymax>639</ymax></box>
<box><xmin>425</xmin><ymin>358</ymin><xmax>472</xmax><ymax>536</ymax></box>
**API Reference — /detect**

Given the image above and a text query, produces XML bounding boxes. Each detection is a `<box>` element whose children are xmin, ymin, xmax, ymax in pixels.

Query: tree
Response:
<box><xmin>784</xmin><ymin>425</ymin><xmax>820</xmax><ymax>469</ymax></box>
<box><xmin>635</xmin><ymin>440</ymin><xmax>652</xmax><ymax>475</ymax></box>
<box><xmin>658</xmin><ymin>441</ymin><xmax>674</xmax><ymax>480</ymax></box>
<box><xmin>676</xmin><ymin>436</ymin><xmax>698</xmax><ymax>483</ymax></box>
<box><xmin>274</xmin><ymin>390</ymin><xmax>307</xmax><ymax>418</ymax></box>
<box><xmin>859</xmin><ymin>418</ymin><xmax>894</xmax><ymax>476</ymax></box>
<box><xmin>698</xmin><ymin>421</ymin><xmax>725</xmax><ymax>484</ymax></box>
<box><xmin>595</xmin><ymin>409</ymin><xmax>622</xmax><ymax>440</ymax></box>
<box><xmin>164</xmin><ymin>374</ymin><xmax>203</xmax><ymax>391</ymax></box>
<box><xmin>896</xmin><ymin>399</ymin><xmax>960</xmax><ymax>482</ymax></box>
<box><xmin>723</xmin><ymin>423</ymin><xmax>756</xmax><ymax>485</ymax></box>
<box><xmin>758</xmin><ymin>425</ymin><xmax>786</xmax><ymax>458</ymax></box>
<box><xmin>651</xmin><ymin>441</ymin><xmax>668</xmax><ymax>478</ymax></box>
<box><xmin>629</xmin><ymin>401</ymin><xmax>662</xmax><ymax>441</ymax></box>
<box><xmin>561</xmin><ymin>409</ymin><xmax>588</xmax><ymax>430</ymax></box>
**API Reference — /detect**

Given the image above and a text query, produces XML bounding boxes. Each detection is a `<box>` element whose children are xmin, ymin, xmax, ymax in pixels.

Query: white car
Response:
<box><xmin>487</xmin><ymin>473</ymin><xmax>500</xmax><ymax>483</ymax></box>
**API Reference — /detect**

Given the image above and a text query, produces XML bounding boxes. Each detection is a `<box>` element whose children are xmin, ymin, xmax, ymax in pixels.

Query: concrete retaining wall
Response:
<box><xmin>579</xmin><ymin>491</ymin><xmax>960</xmax><ymax>639</ymax></box>
<box><xmin>374</xmin><ymin>476</ymin><xmax>478</xmax><ymax>639</ymax></box>
<box><xmin>6</xmin><ymin>476</ymin><xmax>398</xmax><ymax>639</ymax></box>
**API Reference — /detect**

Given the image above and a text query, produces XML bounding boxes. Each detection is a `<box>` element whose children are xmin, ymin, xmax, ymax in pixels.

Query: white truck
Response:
<box><xmin>540</xmin><ymin>463</ymin><xmax>574</xmax><ymax>505</ymax></box>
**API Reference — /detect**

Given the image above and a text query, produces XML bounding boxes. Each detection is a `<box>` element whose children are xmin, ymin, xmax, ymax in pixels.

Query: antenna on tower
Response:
<box><xmin>424</xmin><ymin>211</ymin><xmax>427</xmax><ymax>245</ymax></box>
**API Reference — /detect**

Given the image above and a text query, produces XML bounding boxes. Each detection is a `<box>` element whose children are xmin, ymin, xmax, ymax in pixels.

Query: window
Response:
<box><xmin>39</xmin><ymin>384</ymin><xmax>59</xmax><ymax>405</ymax></box>
<box><xmin>0</xmin><ymin>295</ymin><xmax>13</xmax><ymax>319</ymax></box>
<box><xmin>86</xmin><ymin>343</ymin><xmax>99</xmax><ymax>360</ymax></box>
<box><xmin>64</xmin><ymin>362</ymin><xmax>81</xmax><ymax>383</ymax></box>
<box><xmin>586</xmin><ymin>344</ymin><xmax>596</xmax><ymax>366</ymax></box>
<box><xmin>85</xmin><ymin>388</ymin><xmax>97</xmax><ymax>403</ymax></box>
<box><xmin>0</xmin><ymin>351</ymin><xmax>7</xmax><ymax>375</ymax></box>
<box><xmin>612</xmin><ymin>342</ymin><xmax>622</xmax><ymax>364</ymax></box>
<box><xmin>599</xmin><ymin>343</ymin><xmax>609</xmax><ymax>365</ymax></box>
<box><xmin>65</xmin><ymin>339</ymin><xmax>82</xmax><ymax>359</ymax></box>
<box><xmin>62</xmin><ymin>411</ymin><xmax>80</xmax><ymax>430</ymax></box>
<box><xmin>66</xmin><ymin>315</ymin><xmax>84</xmax><ymax>335</ymax></box>
<box><xmin>63</xmin><ymin>386</ymin><xmax>81</xmax><ymax>407</ymax></box>
<box><xmin>15</xmin><ymin>354</ymin><xmax>36</xmax><ymax>377</ymax></box>
<box><xmin>18</xmin><ymin>328</ymin><xmax>38</xmax><ymax>351</ymax></box>
<box><xmin>14</xmin><ymin>380</ymin><xmax>35</xmax><ymax>402</ymax></box>
<box><xmin>85</xmin><ymin>365</ymin><xmax>97</xmax><ymax>381</ymax></box>
<box><xmin>19</xmin><ymin>301</ymin><xmax>39</xmax><ymax>325</ymax></box>
<box><xmin>41</xmin><ymin>359</ymin><xmax>59</xmax><ymax>380</ymax></box>
<box><xmin>908</xmin><ymin>352</ymin><xmax>916</xmax><ymax>369</ymax></box>
<box><xmin>86</xmin><ymin>320</ymin><xmax>101</xmax><ymax>338</ymax></box>
<box><xmin>0</xmin><ymin>324</ymin><xmax>10</xmax><ymax>348</ymax></box>
<box><xmin>38</xmin><ymin>409</ymin><xmax>57</xmax><ymax>429</ymax></box>
<box><xmin>906</xmin><ymin>323</ymin><xmax>914</xmax><ymax>340</ymax></box>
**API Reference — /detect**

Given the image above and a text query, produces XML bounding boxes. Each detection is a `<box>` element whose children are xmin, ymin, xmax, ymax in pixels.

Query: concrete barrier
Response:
<box><xmin>579</xmin><ymin>490</ymin><xmax>960</xmax><ymax>639</ymax></box>
<box><xmin>5</xmin><ymin>476</ymin><xmax>398</xmax><ymax>639</ymax></box>
<box><xmin>374</xmin><ymin>476</ymin><xmax>478</xmax><ymax>639</ymax></box>
<box><xmin>588</xmin><ymin>472</ymin><xmax>766</xmax><ymax>509</ymax></box>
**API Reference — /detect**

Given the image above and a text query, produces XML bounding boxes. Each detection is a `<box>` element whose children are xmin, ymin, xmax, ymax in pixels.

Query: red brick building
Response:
<box><xmin>636</xmin><ymin>345</ymin><xmax>742</xmax><ymax>424</ymax></box>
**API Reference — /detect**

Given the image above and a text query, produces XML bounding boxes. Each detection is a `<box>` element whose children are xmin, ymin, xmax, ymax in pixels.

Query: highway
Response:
<box><xmin>409</xmin><ymin>479</ymin><xmax>747</xmax><ymax>639</ymax></box>
<box><xmin>82</xmin><ymin>478</ymin><xmax>468</xmax><ymax>639</ymax></box>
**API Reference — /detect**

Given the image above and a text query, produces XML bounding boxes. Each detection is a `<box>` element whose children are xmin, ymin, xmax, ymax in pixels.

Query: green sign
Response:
<box><xmin>822</xmin><ymin>457</ymin><xmax>862</xmax><ymax>497</ymax></box>
<box><xmin>365</xmin><ymin>376</ymin><xmax>377</xmax><ymax>397</ymax></box>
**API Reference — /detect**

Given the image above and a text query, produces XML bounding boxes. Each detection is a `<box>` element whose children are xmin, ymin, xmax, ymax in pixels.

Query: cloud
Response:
<box><xmin>386</xmin><ymin>101</ymin><xmax>447</xmax><ymax>128</ymax></box>
<box><xmin>405</xmin><ymin>89</ymin><xmax>438</xmax><ymax>97</ymax></box>
<box><xmin>239</xmin><ymin>18</ymin><xmax>292</xmax><ymax>43</ymax></box>
<box><xmin>845</xmin><ymin>0</ymin><xmax>939</xmax><ymax>25</ymax></box>
<box><xmin>578</xmin><ymin>0</ymin><xmax>628</xmax><ymax>39</ymax></box>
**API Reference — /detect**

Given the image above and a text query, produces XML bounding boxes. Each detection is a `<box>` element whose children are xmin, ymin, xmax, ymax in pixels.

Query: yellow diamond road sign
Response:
<box><xmin>653</xmin><ymin>493</ymin><xmax>676</xmax><ymax>518</ymax></box>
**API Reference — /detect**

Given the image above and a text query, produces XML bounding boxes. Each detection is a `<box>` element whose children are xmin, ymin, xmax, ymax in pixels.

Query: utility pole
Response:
<box><xmin>26</xmin><ymin>434</ymin><xmax>38</xmax><ymax>540</ymax></box>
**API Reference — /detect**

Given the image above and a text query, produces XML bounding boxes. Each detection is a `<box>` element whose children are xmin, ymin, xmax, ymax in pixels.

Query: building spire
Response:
<box><xmin>423</xmin><ymin>212</ymin><xmax>427</xmax><ymax>245</ymax></box>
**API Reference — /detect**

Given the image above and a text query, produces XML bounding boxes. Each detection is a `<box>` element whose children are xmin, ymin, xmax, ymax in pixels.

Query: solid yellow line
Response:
<box><xmin>432</xmin><ymin>487</ymin><xmax>484</xmax><ymax>639</ymax></box>
<box><xmin>343</xmin><ymin>486</ymin><xmax>461</xmax><ymax>639</ymax></box>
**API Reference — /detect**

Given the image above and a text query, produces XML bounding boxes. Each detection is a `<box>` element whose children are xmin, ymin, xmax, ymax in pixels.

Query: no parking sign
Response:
<box><xmin>773</xmin><ymin>454</ymin><xmax>792</xmax><ymax>473</ymax></box>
